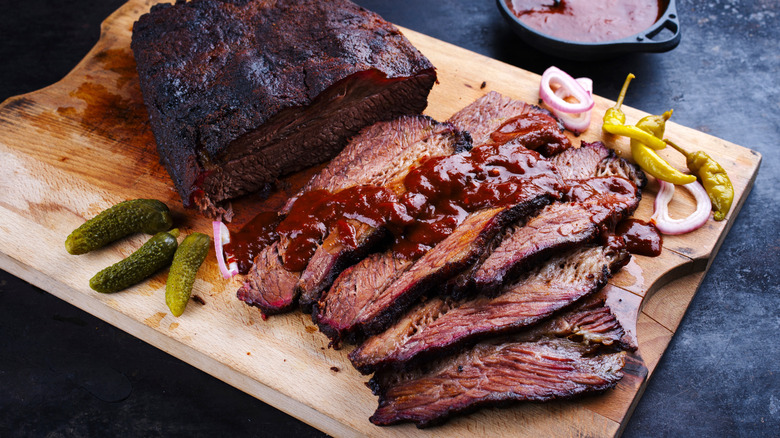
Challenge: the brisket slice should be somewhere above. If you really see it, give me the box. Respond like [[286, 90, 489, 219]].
[[236, 239, 298, 315], [469, 176, 639, 295], [295, 220, 385, 312], [550, 141, 648, 188], [521, 297, 633, 351], [447, 91, 571, 157], [132, 0, 436, 217], [316, 204, 549, 344], [314, 96, 570, 343], [369, 335, 626, 428], [449, 141, 646, 296], [281, 116, 464, 213], [350, 238, 629, 374], [237, 117, 470, 315]]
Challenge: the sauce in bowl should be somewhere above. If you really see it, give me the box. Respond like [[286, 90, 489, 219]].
[[506, 0, 664, 43]]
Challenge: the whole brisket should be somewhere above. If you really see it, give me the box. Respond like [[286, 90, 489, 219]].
[[132, 0, 436, 218], [368, 299, 629, 428]]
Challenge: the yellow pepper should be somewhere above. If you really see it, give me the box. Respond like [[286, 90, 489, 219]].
[[630, 111, 696, 185], [605, 124, 670, 151], [603, 73, 634, 127], [666, 139, 734, 220], [602, 73, 667, 151], [603, 73, 695, 185]]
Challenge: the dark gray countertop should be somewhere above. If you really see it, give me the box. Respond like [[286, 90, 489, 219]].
[[1, 0, 777, 436]]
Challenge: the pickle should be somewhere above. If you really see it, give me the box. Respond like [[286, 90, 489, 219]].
[[66, 199, 173, 255], [89, 229, 179, 293], [166, 233, 210, 317]]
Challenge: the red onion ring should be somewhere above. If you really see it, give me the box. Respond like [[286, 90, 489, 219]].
[[539, 66, 595, 114], [651, 180, 712, 235], [551, 77, 593, 134], [213, 221, 238, 279]]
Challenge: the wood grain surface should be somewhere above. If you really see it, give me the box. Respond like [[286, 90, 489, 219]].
[[0, 0, 761, 436]]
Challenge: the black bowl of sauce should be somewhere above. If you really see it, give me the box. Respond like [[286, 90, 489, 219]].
[[497, 0, 681, 60]]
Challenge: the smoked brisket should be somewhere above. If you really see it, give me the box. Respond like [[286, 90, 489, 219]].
[[469, 175, 641, 295], [448, 91, 570, 157], [550, 140, 647, 188], [368, 299, 629, 428], [236, 239, 298, 315], [449, 141, 645, 296], [350, 238, 630, 374], [350, 141, 643, 373], [314, 95, 570, 343], [237, 116, 470, 315], [316, 205, 550, 343], [132, 0, 436, 217], [315, 149, 564, 343]]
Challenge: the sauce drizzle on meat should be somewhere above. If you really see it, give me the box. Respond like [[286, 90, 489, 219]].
[[224, 212, 280, 275], [228, 111, 564, 271], [278, 187, 411, 271], [616, 218, 662, 256], [394, 141, 558, 259]]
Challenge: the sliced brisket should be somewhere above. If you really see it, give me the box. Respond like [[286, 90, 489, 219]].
[[314, 94, 571, 342], [448, 91, 571, 157], [350, 238, 630, 374], [281, 116, 464, 213], [369, 335, 627, 428], [516, 297, 632, 350], [316, 206, 544, 343], [470, 176, 640, 295], [451, 141, 645, 296], [237, 117, 470, 315], [295, 122, 472, 310], [132, 0, 436, 217], [550, 140, 647, 188], [236, 239, 299, 315], [316, 150, 564, 343]]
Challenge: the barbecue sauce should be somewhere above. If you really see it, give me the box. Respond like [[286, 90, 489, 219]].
[[277, 187, 411, 271], [226, 112, 563, 271], [506, 0, 664, 43], [394, 142, 560, 258], [616, 219, 662, 257], [490, 113, 570, 156], [224, 211, 281, 274], [490, 113, 555, 144], [565, 176, 637, 227]]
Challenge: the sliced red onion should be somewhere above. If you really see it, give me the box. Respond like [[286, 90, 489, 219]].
[[551, 78, 592, 134], [539, 66, 595, 114], [575, 77, 593, 94], [651, 180, 712, 235], [213, 221, 238, 279]]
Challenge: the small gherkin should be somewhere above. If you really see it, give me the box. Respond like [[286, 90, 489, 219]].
[[65, 199, 173, 255], [89, 229, 179, 293], [166, 233, 210, 317]]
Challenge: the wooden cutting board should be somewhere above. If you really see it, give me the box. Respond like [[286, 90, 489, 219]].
[[0, 0, 761, 436]]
